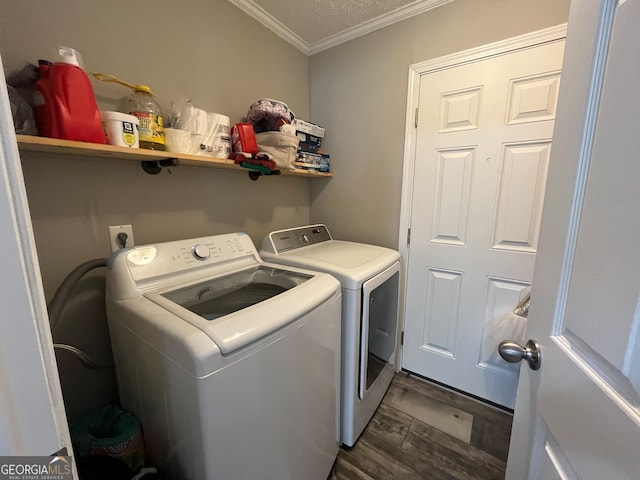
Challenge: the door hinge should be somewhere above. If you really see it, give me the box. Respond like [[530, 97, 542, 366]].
[[407, 227, 411, 246], [414, 108, 419, 128], [50, 446, 68, 457], [400, 331, 404, 346]]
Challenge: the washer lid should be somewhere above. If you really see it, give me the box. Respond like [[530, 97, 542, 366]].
[[148, 264, 340, 354], [261, 240, 400, 289], [161, 265, 310, 320]]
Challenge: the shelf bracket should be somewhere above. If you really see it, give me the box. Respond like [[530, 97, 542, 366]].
[[141, 158, 178, 175]]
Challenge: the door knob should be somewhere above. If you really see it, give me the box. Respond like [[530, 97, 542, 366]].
[[498, 339, 541, 370]]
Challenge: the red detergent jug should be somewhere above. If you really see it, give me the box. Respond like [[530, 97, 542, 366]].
[[33, 47, 106, 144]]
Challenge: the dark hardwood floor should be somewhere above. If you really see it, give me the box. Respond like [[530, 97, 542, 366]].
[[330, 372, 513, 480]]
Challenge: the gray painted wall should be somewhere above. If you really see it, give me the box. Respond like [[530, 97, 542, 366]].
[[309, 0, 571, 249], [0, 0, 571, 422], [0, 0, 310, 420]]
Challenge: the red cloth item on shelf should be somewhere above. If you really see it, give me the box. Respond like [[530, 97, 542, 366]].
[[229, 152, 277, 171]]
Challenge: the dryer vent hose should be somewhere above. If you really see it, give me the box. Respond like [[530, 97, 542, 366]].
[[48, 258, 111, 369]]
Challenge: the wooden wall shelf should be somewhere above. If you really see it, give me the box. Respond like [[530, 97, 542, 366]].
[[15, 135, 333, 179]]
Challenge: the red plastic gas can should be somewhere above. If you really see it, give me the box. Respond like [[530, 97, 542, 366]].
[[33, 56, 106, 144]]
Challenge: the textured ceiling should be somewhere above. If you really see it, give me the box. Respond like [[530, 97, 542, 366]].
[[252, 0, 419, 44], [228, 0, 454, 55]]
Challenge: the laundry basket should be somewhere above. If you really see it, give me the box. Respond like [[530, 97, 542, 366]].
[[70, 405, 145, 471], [256, 132, 299, 170]]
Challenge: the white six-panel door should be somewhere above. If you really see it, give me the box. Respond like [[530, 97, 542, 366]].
[[508, 0, 640, 477], [401, 33, 565, 408]]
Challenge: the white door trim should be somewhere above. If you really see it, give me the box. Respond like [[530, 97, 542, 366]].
[[397, 24, 568, 368], [0, 55, 73, 464]]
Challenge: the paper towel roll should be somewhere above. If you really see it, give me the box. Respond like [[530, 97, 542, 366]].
[[207, 113, 231, 158], [175, 106, 208, 136], [164, 128, 192, 154]]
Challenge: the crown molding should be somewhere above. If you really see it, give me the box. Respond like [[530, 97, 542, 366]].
[[228, 0, 312, 55], [308, 0, 455, 55], [228, 0, 455, 56]]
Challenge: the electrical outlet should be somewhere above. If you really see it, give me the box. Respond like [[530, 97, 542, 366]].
[[108, 225, 135, 253]]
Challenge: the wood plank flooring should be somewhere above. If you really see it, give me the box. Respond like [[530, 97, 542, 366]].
[[330, 372, 513, 480]]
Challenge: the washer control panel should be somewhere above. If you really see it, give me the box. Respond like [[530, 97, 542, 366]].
[[192, 244, 211, 261], [268, 224, 332, 253], [125, 232, 257, 282]]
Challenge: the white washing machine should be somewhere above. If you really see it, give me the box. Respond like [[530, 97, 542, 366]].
[[261, 225, 400, 447], [105, 232, 341, 480]]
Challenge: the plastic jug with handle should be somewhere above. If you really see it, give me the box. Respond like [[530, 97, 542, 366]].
[[33, 46, 106, 144]]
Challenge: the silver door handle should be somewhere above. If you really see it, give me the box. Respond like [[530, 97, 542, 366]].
[[498, 339, 541, 370]]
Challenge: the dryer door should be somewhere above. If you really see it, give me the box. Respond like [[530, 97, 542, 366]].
[[359, 261, 400, 399]]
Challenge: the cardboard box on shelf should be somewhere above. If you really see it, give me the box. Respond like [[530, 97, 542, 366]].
[[296, 151, 330, 172], [292, 119, 325, 137], [292, 118, 325, 153]]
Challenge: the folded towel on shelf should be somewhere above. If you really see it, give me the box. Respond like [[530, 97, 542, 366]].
[[229, 151, 279, 175], [240, 161, 273, 175]]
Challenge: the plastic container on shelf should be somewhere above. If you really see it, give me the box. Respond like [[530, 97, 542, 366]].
[[93, 73, 165, 151], [119, 86, 165, 150], [100, 111, 139, 148], [33, 46, 106, 144]]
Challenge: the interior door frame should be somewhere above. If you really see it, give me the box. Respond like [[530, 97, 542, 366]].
[[0, 55, 74, 465], [397, 24, 568, 368]]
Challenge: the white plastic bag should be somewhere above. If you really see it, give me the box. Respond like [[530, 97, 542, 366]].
[[480, 288, 531, 366], [480, 311, 527, 366]]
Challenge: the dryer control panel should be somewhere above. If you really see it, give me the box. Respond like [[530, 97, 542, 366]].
[[266, 224, 332, 253]]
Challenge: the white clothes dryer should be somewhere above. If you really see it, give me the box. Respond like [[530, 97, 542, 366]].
[[261, 225, 400, 447], [106, 232, 341, 480]]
